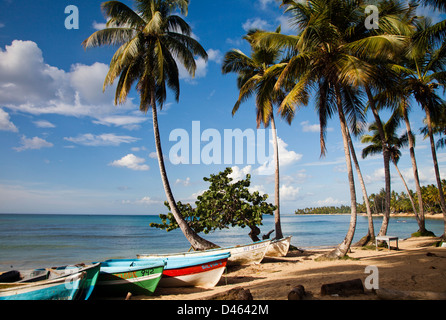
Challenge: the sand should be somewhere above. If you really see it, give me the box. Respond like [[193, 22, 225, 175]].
[[141, 237, 446, 300]]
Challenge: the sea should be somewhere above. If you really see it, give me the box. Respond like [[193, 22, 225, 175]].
[[0, 213, 444, 271]]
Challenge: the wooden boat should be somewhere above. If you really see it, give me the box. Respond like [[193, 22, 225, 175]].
[[137, 239, 271, 266], [142, 253, 230, 288], [265, 236, 292, 257], [93, 259, 165, 297], [0, 263, 100, 300], [0, 270, 85, 300], [49, 263, 101, 300]]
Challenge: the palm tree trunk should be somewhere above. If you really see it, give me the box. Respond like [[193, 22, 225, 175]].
[[150, 89, 217, 250], [270, 115, 283, 239], [393, 160, 418, 220], [402, 107, 426, 233], [325, 85, 357, 259], [425, 107, 446, 239], [346, 128, 375, 245], [365, 86, 390, 236]]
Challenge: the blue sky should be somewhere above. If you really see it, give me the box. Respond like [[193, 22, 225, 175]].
[[0, 0, 444, 215]]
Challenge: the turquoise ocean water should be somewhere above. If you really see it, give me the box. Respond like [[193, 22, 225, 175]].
[[0, 213, 444, 271]]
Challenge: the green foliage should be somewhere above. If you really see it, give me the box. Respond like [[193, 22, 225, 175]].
[[295, 205, 352, 215], [150, 168, 276, 240]]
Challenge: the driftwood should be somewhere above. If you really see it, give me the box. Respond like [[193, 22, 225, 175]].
[[288, 285, 306, 300], [205, 287, 253, 300], [376, 288, 446, 300], [320, 279, 364, 296]]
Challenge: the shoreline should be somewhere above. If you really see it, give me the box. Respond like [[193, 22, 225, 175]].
[[138, 237, 446, 300], [294, 212, 445, 220]]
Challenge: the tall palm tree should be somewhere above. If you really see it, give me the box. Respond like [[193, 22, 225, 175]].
[[221, 27, 298, 240], [82, 0, 217, 250], [361, 113, 428, 232], [404, 17, 446, 238], [359, 0, 419, 237], [375, 80, 429, 234]]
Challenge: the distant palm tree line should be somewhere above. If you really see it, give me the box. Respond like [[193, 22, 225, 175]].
[[83, 0, 446, 258], [295, 180, 446, 215]]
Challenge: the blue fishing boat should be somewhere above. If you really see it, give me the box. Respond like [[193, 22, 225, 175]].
[[0, 263, 100, 300], [49, 263, 101, 300], [0, 270, 85, 300]]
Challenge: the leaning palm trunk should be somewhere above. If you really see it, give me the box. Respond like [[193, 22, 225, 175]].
[[425, 108, 446, 238], [150, 92, 217, 250], [402, 107, 427, 233], [346, 129, 375, 245], [270, 115, 283, 239], [365, 87, 390, 236], [393, 160, 418, 219], [325, 86, 357, 259]]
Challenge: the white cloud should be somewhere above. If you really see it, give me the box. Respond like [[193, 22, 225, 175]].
[[207, 49, 223, 63], [93, 115, 147, 130], [229, 165, 252, 182], [64, 133, 139, 147], [14, 135, 53, 152], [300, 120, 320, 133], [364, 167, 385, 184], [149, 151, 158, 159], [0, 40, 137, 125], [135, 196, 160, 205], [33, 120, 55, 128], [255, 137, 302, 175], [177, 48, 221, 83], [259, 0, 276, 10], [300, 120, 333, 133], [242, 18, 270, 32], [109, 154, 150, 171], [92, 21, 107, 30], [69, 62, 116, 105], [175, 177, 191, 186], [249, 184, 266, 195], [280, 185, 300, 201], [0, 108, 18, 132], [316, 197, 345, 206]]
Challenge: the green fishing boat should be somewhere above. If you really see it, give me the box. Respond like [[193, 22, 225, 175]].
[[93, 259, 165, 297]]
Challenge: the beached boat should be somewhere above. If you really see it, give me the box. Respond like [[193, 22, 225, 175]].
[[0, 263, 100, 300], [146, 253, 229, 288], [137, 239, 271, 266], [49, 263, 101, 300], [265, 236, 292, 257], [0, 270, 85, 300], [93, 259, 165, 297]]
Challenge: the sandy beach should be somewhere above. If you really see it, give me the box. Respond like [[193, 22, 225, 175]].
[[141, 237, 446, 300]]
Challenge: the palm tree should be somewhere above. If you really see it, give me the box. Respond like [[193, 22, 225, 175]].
[[404, 17, 446, 238], [361, 112, 431, 233], [82, 0, 217, 250], [221, 27, 297, 240], [359, 0, 420, 237]]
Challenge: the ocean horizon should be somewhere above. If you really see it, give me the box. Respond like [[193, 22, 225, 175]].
[[0, 213, 444, 271]]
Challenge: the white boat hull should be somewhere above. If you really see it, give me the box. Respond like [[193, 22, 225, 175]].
[[138, 240, 272, 266], [265, 236, 292, 257], [160, 265, 226, 288]]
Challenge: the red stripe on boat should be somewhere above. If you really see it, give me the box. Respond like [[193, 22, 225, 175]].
[[163, 258, 227, 277]]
